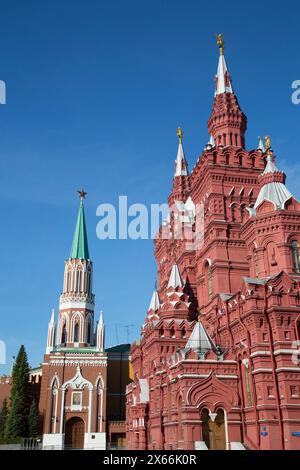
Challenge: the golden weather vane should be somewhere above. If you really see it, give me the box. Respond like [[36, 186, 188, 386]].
[[216, 33, 224, 55], [177, 127, 184, 143], [265, 135, 271, 151]]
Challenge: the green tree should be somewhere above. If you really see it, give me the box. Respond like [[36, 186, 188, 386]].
[[5, 345, 30, 439], [0, 398, 8, 438], [28, 400, 38, 438]]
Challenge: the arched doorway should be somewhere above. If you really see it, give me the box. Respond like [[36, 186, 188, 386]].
[[200, 409, 210, 448], [201, 408, 226, 450], [65, 417, 85, 449]]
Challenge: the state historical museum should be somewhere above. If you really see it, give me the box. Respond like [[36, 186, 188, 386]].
[[126, 37, 300, 450]]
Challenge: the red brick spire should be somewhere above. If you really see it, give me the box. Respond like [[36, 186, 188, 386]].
[[208, 35, 247, 149]]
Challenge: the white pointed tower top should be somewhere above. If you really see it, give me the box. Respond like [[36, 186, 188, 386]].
[[251, 142, 296, 213], [186, 320, 216, 352], [174, 127, 188, 177], [167, 264, 183, 288], [148, 290, 160, 311], [50, 308, 55, 323], [257, 136, 265, 152], [262, 154, 281, 175], [215, 34, 233, 95], [209, 135, 215, 146], [99, 311, 104, 324]]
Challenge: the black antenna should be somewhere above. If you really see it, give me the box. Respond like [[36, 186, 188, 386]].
[[114, 324, 119, 344], [123, 324, 135, 344]]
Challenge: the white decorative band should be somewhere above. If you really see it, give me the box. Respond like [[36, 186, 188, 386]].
[[59, 301, 94, 311], [50, 360, 107, 367]]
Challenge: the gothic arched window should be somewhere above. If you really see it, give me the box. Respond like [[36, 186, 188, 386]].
[[291, 240, 300, 273], [74, 322, 79, 343], [67, 271, 71, 292], [205, 261, 213, 302], [87, 321, 91, 344], [253, 247, 259, 278], [61, 323, 67, 345], [86, 268, 91, 294], [76, 269, 82, 292]]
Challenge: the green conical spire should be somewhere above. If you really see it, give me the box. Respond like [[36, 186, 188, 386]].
[[70, 190, 90, 260]]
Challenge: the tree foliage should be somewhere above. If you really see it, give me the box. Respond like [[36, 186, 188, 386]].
[[5, 345, 31, 438]]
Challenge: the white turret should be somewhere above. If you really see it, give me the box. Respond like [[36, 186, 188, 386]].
[[174, 127, 188, 177], [96, 311, 105, 352], [215, 35, 233, 96], [46, 309, 56, 354], [167, 264, 183, 289], [148, 290, 160, 312]]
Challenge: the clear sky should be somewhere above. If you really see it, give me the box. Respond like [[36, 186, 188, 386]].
[[0, 0, 299, 372]]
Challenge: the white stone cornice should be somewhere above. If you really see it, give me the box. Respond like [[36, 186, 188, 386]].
[[250, 350, 271, 358], [59, 301, 94, 311], [49, 359, 107, 367], [251, 368, 273, 374]]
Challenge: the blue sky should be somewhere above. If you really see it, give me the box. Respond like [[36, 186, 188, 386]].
[[0, 0, 299, 372]]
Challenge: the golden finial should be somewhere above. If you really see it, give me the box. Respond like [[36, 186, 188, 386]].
[[77, 188, 87, 200], [265, 135, 271, 153], [216, 33, 224, 55], [177, 127, 184, 143]]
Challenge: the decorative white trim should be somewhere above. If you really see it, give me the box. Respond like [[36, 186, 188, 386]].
[[50, 359, 107, 367], [252, 368, 273, 374], [273, 349, 298, 355], [62, 366, 93, 391], [59, 301, 94, 310], [250, 351, 271, 358], [276, 367, 300, 373]]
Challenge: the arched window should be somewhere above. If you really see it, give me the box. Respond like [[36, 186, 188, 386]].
[[240, 204, 246, 223], [253, 248, 259, 278], [182, 328, 186, 339], [200, 408, 210, 449], [74, 322, 79, 343], [296, 319, 300, 341], [178, 396, 183, 441], [76, 269, 82, 292], [67, 271, 71, 292], [170, 327, 175, 338], [61, 323, 67, 345], [242, 358, 253, 407], [86, 268, 92, 294], [87, 320, 92, 344], [291, 241, 300, 273], [230, 203, 237, 222], [205, 261, 213, 302]]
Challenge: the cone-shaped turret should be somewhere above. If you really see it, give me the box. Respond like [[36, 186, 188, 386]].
[[215, 46, 233, 95], [167, 264, 183, 289], [170, 128, 190, 204], [46, 308, 56, 354], [249, 143, 296, 215], [174, 128, 188, 177], [208, 35, 247, 149], [257, 136, 265, 152], [96, 311, 105, 351], [148, 290, 160, 312], [70, 190, 90, 260], [186, 320, 216, 353]]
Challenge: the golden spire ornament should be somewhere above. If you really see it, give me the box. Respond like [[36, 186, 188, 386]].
[[265, 135, 271, 153], [217, 33, 224, 55], [177, 127, 184, 143]]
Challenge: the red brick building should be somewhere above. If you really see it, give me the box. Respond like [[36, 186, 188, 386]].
[[126, 37, 300, 450]]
